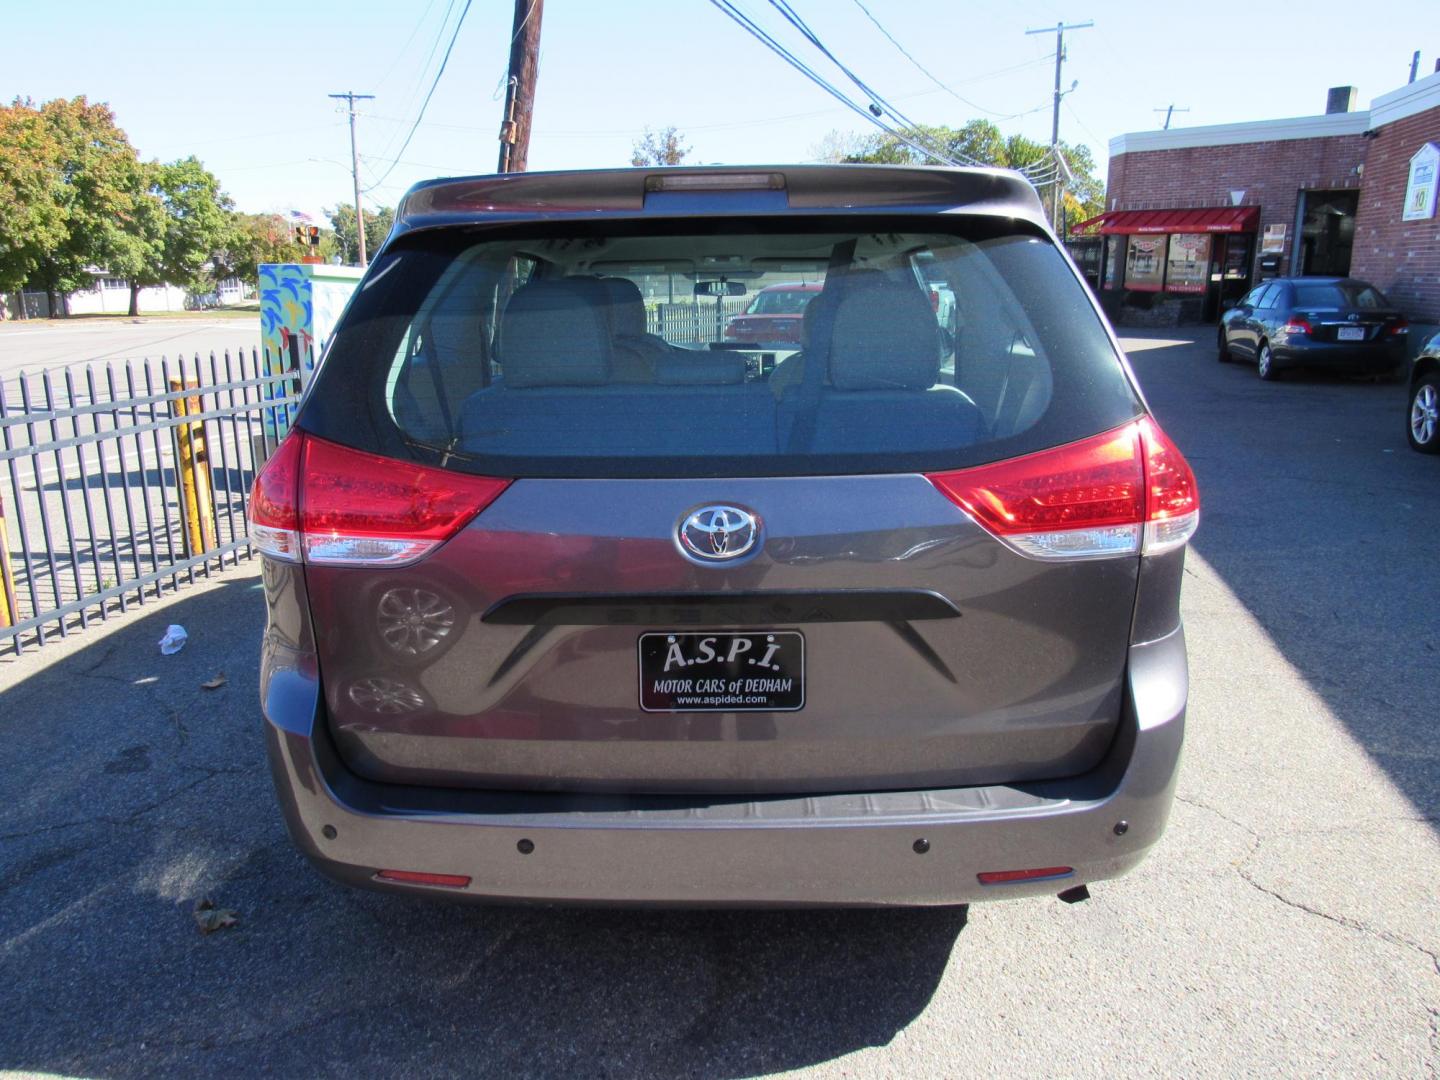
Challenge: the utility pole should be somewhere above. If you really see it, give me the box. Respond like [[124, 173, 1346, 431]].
[[497, 0, 544, 173], [1025, 20, 1092, 233], [329, 91, 375, 266], [1154, 105, 1190, 130]]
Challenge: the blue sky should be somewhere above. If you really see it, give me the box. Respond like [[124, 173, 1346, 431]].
[[1, 0, 1430, 218]]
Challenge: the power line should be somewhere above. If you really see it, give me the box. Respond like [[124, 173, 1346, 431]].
[[765, 0, 982, 164], [704, 0, 967, 167], [373, 0, 442, 91], [848, 0, 1049, 121], [372, 0, 460, 165], [363, 0, 474, 193]]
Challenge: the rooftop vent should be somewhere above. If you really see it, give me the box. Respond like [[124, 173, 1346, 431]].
[[1326, 86, 1358, 114]]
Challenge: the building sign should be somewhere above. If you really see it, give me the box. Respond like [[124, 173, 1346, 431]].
[[1403, 142, 1439, 221], [1124, 235, 1167, 292], [1261, 224, 1287, 254], [1165, 234, 1211, 293]]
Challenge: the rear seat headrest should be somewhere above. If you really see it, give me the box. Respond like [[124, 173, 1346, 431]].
[[653, 352, 747, 385], [824, 272, 940, 391], [599, 277, 648, 338], [500, 280, 612, 387]]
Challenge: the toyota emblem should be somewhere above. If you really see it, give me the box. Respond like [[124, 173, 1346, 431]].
[[678, 505, 760, 562]]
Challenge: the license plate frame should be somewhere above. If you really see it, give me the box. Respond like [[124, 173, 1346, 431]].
[[638, 631, 805, 713], [1337, 326, 1366, 341]]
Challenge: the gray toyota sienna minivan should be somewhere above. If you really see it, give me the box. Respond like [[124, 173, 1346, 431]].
[[254, 165, 1198, 906]]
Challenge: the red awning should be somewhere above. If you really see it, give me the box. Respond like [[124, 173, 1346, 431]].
[[1073, 207, 1260, 235]]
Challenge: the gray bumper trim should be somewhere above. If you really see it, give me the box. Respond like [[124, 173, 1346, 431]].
[[263, 627, 1186, 906]]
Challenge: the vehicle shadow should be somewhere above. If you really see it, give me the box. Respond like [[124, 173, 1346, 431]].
[[0, 577, 965, 1078]]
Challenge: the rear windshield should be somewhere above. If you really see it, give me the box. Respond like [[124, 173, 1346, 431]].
[[748, 288, 816, 315], [301, 219, 1141, 478], [1293, 282, 1389, 309]]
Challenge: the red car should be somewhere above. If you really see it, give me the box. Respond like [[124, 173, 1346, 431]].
[[723, 282, 821, 345]]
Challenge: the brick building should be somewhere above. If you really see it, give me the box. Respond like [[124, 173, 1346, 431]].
[[1075, 71, 1440, 326]]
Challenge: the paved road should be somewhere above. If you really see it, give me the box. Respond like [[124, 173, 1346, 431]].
[[1, 330, 1436, 1078], [0, 317, 261, 383]]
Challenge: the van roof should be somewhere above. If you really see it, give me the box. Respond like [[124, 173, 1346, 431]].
[[392, 164, 1047, 238]]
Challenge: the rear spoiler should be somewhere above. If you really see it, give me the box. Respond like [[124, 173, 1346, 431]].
[[392, 164, 1048, 236]]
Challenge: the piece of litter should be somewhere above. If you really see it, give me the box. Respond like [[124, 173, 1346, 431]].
[[201, 672, 227, 690], [158, 624, 188, 655], [193, 898, 239, 934]]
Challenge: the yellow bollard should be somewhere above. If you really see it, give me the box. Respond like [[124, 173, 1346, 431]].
[[0, 488, 16, 629], [170, 379, 218, 557]]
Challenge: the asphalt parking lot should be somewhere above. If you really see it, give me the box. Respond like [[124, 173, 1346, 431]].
[[1, 329, 1436, 1078], [0, 317, 261, 383]]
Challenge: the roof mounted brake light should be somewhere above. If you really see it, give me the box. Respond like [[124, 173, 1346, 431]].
[[644, 172, 786, 192]]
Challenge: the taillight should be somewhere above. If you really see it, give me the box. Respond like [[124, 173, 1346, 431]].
[[1388, 317, 1409, 337], [248, 432, 303, 561], [1281, 318, 1312, 335], [926, 418, 1199, 560], [249, 431, 510, 567]]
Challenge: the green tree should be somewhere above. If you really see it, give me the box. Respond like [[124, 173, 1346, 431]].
[[149, 158, 235, 308], [629, 127, 690, 167], [105, 160, 167, 316], [98, 156, 236, 315], [35, 97, 147, 315], [835, 120, 1105, 223], [0, 96, 145, 316], [0, 101, 68, 315], [327, 203, 393, 265], [212, 212, 295, 286]]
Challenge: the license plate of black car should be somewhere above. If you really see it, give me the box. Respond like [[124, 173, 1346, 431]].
[[638, 631, 805, 712], [1338, 326, 1366, 341]]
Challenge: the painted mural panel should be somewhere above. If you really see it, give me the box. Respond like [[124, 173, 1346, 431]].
[[258, 264, 363, 437]]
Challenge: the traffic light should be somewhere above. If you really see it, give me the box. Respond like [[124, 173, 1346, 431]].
[[293, 225, 320, 247]]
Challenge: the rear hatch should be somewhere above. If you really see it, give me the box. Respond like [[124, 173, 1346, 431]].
[[274, 198, 1182, 795]]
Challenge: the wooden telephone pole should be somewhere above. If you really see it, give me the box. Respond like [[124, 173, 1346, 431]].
[[329, 91, 375, 266], [497, 0, 544, 173], [1025, 20, 1091, 232]]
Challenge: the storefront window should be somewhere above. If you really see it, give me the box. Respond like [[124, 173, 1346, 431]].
[[1165, 233, 1211, 293], [1124, 235, 1167, 291]]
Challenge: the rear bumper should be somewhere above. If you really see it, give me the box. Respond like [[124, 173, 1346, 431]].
[[1273, 338, 1405, 371], [262, 628, 1187, 907]]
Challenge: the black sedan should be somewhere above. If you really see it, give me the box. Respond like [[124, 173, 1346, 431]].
[[1218, 277, 1408, 381], [1408, 328, 1439, 454]]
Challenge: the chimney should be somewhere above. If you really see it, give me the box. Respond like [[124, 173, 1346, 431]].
[[1326, 86, 1358, 114]]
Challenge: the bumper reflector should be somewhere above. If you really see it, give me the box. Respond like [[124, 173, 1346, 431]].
[[977, 866, 1075, 885], [375, 869, 472, 889]]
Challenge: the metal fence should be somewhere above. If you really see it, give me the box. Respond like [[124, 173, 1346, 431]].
[[0, 349, 301, 654], [648, 298, 750, 344]]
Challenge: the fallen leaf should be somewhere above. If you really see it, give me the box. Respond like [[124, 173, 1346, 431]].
[[200, 672, 227, 690], [193, 897, 239, 934]]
